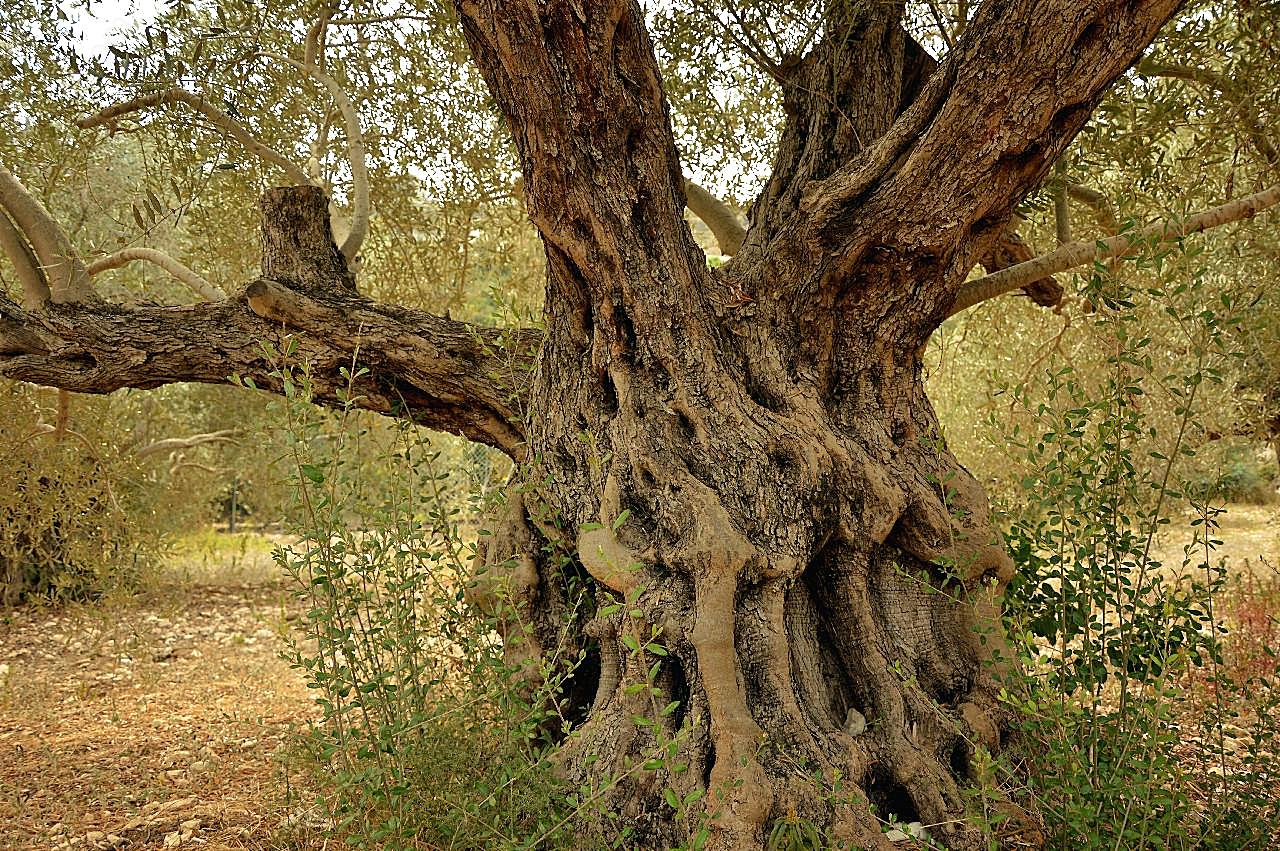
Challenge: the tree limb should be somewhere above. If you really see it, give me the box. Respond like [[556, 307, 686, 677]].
[[86, 248, 226, 302], [951, 181, 1280, 315], [0, 208, 51, 309], [0, 285, 536, 457], [794, 0, 1181, 321], [258, 52, 370, 265], [976, 229, 1062, 309], [1052, 164, 1072, 246], [684, 180, 745, 256], [303, 5, 334, 71], [1, 186, 538, 457], [1066, 182, 1119, 233], [135, 429, 238, 459], [454, 0, 702, 307], [76, 89, 311, 185], [0, 164, 93, 303]]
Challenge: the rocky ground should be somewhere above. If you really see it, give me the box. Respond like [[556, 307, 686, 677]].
[[0, 535, 324, 851]]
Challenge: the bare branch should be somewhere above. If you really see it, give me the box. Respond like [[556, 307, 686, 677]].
[[923, 0, 955, 49], [135, 429, 238, 460], [21, 420, 95, 453], [977, 229, 1062, 309], [87, 248, 226, 302], [0, 208, 51, 308], [303, 5, 334, 71], [952, 182, 1280, 315], [0, 283, 536, 457], [259, 52, 370, 265], [1052, 164, 1072, 246], [77, 89, 311, 185], [0, 164, 93, 303], [684, 180, 745, 256], [52, 388, 69, 443]]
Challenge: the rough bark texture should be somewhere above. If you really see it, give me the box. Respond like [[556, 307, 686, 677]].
[[456, 0, 1181, 848], [0, 188, 534, 457], [1, 0, 1188, 848]]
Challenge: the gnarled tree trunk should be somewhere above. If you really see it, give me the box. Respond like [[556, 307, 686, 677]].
[[457, 1, 1178, 847]]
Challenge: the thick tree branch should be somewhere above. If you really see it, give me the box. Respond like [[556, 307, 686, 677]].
[[86, 248, 226, 301], [793, 0, 1181, 322], [684, 180, 745, 256], [1, 186, 537, 457], [258, 52, 370, 265], [454, 0, 703, 307], [743, 4, 909, 254], [0, 285, 536, 457], [951, 181, 1280, 314], [0, 208, 51, 308], [0, 164, 93, 303], [76, 89, 311, 185]]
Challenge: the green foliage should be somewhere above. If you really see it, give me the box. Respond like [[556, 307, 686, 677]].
[[990, 264, 1280, 849], [0, 384, 167, 604], [265, 352, 579, 849], [1186, 446, 1276, 505]]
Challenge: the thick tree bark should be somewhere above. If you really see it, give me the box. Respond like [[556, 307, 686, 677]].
[[457, 1, 1181, 848], [0, 187, 534, 457]]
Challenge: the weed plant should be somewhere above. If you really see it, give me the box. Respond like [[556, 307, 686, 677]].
[[993, 266, 1280, 849], [251, 344, 577, 849]]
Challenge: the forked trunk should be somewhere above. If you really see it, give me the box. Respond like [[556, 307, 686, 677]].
[[454, 2, 1178, 842]]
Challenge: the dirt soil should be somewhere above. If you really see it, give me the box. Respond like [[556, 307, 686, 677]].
[[0, 535, 325, 851]]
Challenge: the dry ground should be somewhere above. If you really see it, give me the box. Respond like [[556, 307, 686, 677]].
[[0, 532, 326, 851], [2, 506, 1280, 851]]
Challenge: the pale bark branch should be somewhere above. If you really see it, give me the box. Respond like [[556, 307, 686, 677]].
[[135, 429, 238, 459], [1066, 182, 1118, 233], [684, 180, 745, 256], [21, 420, 95, 453], [951, 182, 1280, 315], [86, 248, 226, 302], [53, 388, 70, 443], [0, 164, 93, 303], [303, 6, 334, 71], [258, 52, 370, 264], [1052, 164, 1072, 245], [76, 89, 311, 185], [977, 228, 1062, 308], [0, 208, 51, 309]]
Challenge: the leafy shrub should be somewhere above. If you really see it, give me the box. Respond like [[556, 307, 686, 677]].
[[1186, 446, 1276, 505], [264, 353, 578, 849], [992, 270, 1280, 848], [0, 385, 165, 605]]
